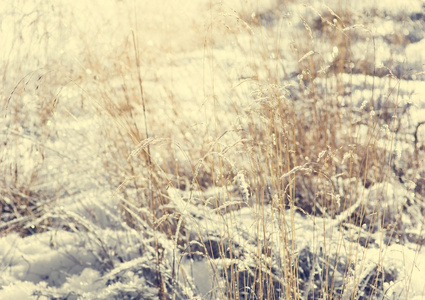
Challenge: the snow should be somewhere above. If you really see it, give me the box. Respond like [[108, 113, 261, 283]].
[[406, 38, 425, 70], [1, 0, 425, 299]]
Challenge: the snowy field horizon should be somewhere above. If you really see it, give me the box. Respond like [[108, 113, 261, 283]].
[[1, 0, 425, 299]]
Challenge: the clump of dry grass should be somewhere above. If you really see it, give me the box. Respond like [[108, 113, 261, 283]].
[[80, 2, 424, 299], [1, 69, 58, 237]]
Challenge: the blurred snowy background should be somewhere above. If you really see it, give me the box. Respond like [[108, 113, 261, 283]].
[[1, 0, 425, 299]]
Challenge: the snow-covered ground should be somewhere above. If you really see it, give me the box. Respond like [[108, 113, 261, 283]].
[[1, 0, 425, 299]]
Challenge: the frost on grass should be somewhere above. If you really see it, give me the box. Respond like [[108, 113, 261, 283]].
[[1, 0, 425, 299]]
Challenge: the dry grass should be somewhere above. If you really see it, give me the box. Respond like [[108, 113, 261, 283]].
[[1, 0, 424, 299]]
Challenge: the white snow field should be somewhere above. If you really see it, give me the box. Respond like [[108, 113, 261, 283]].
[[1, 0, 425, 299]]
